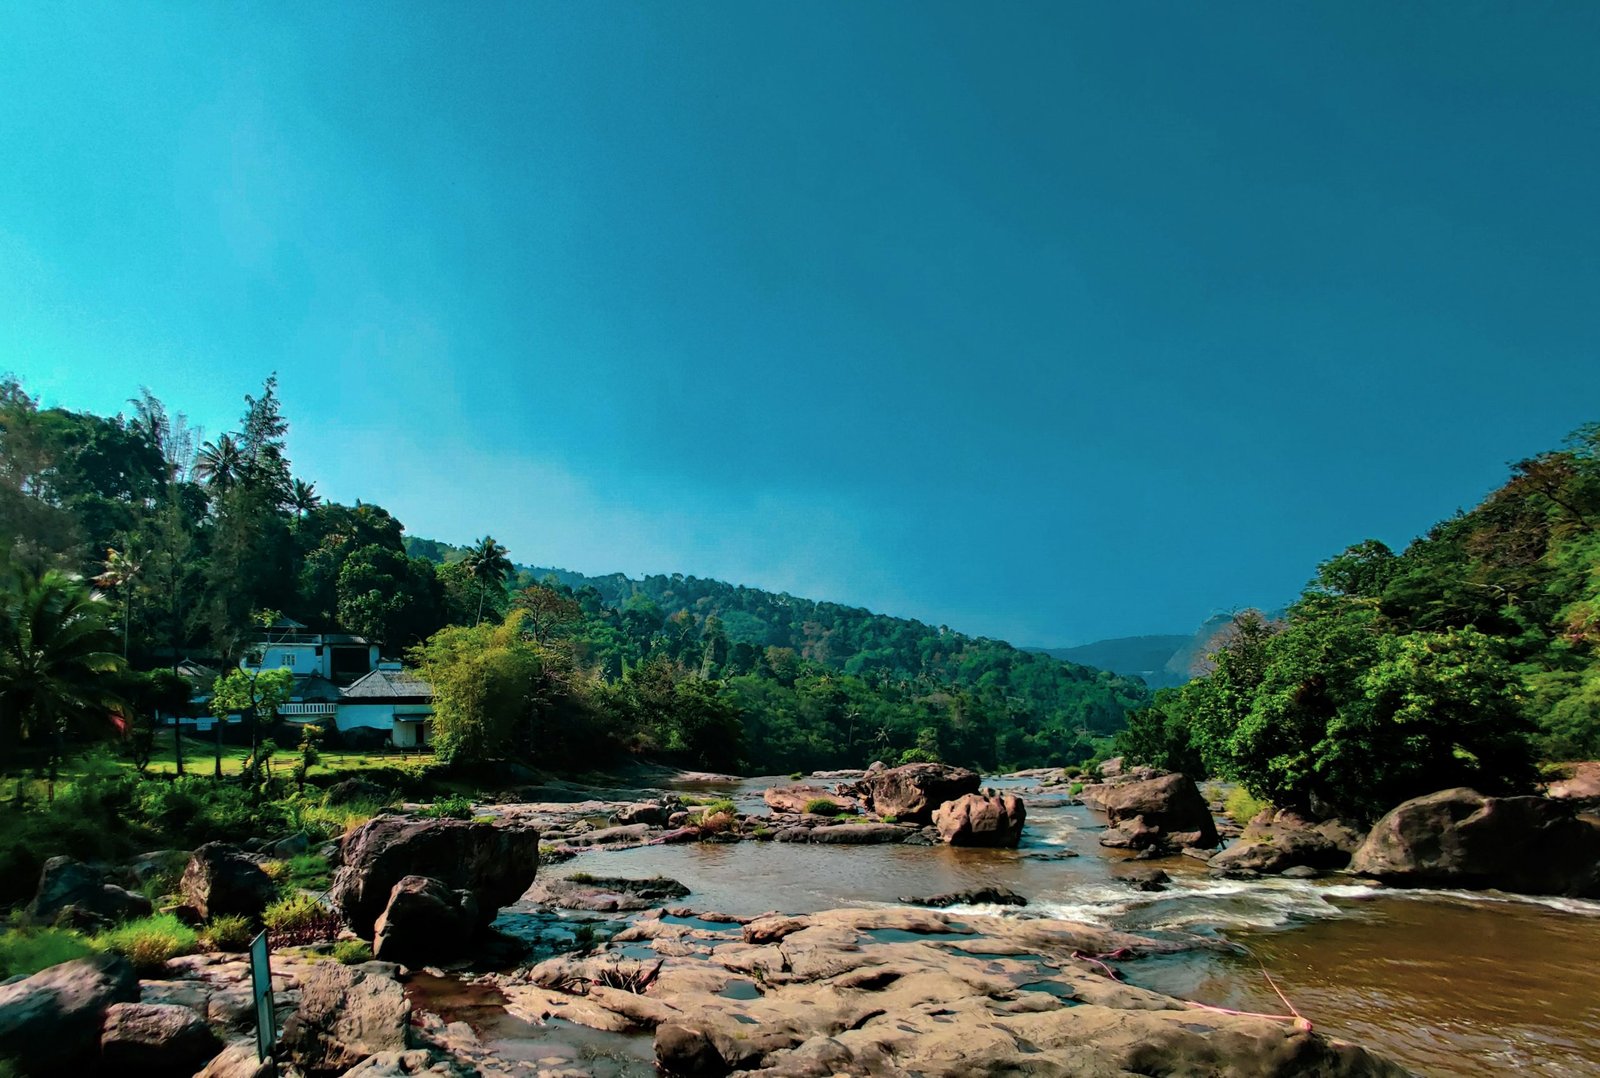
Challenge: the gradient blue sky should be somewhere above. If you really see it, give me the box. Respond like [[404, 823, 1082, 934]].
[[5, 4, 1599, 646]]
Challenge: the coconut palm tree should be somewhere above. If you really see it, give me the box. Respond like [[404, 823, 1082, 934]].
[[0, 567, 126, 800], [194, 434, 243, 493], [464, 535, 512, 624], [92, 545, 142, 658], [288, 478, 321, 517]]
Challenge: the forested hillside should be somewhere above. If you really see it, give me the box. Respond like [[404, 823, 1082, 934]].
[[1119, 424, 1600, 819], [0, 374, 1146, 778]]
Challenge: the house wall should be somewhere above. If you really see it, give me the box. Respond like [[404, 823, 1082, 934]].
[[253, 642, 328, 677]]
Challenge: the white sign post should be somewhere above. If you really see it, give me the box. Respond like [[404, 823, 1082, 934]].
[[249, 930, 277, 1062]]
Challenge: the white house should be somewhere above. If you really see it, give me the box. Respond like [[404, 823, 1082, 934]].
[[248, 618, 380, 681], [336, 664, 435, 748]]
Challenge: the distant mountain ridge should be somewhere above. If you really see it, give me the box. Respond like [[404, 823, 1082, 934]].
[[1036, 612, 1281, 690]]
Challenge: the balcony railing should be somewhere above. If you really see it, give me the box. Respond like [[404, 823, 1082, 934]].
[[278, 703, 337, 716]]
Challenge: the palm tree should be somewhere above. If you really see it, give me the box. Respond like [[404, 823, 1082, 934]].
[[289, 478, 321, 517], [0, 567, 126, 800], [92, 545, 142, 658], [464, 535, 512, 624], [194, 434, 243, 493]]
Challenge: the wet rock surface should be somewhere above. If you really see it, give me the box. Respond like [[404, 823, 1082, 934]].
[[933, 790, 1026, 847], [1210, 809, 1363, 876], [1089, 772, 1220, 850], [526, 874, 691, 912], [490, 906, 1406, 1077]]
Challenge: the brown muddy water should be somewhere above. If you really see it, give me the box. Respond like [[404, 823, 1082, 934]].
[[471, 776, 1600, 1076]]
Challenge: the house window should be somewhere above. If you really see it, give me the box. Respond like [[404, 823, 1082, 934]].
[[281, 655, 295, 668]]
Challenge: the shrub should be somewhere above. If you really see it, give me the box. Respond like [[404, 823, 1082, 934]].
[[896, 747, 939, 766], [332, 940, 372, 964], [699, 798, 736, 818], [98, 914, 198, 975], [803, 798, 841, 816], [1225, 787, 1271, 824], [1068, 781, 1085, 796], [261, 860, 291, 883], [200, 914, 254, 953], [788, 771, 806, 780], [0, 927, 99, 979], [264, 894, 345, 945], [416, 795, 473, 820]]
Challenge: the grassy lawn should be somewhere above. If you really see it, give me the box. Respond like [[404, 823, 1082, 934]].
[[133, 735, 433, 778]]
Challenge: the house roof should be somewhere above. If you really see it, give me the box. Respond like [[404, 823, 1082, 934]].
[[292, 674, 344, 702], [341, 668, 434, 701]]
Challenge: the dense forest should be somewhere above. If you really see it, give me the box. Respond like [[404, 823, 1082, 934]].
[[1118, 424, 1600, 819], [0, 374, 1146, 778]]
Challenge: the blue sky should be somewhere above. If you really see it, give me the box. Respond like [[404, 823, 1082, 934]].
[[5, 4, 1599, 646]]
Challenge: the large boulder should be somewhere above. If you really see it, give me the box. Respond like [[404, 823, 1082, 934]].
[[280, 961, 410, 1074], [1092, 772, 1218, 849], [0, 953, 140, 1072], [611, 801, 672, 826], [101, 1001, 222, 1076], [1209, 808, 1363, 876], [372, 875, 478, 965], [932, 791, 1026, 847], [180, 843, 277, 921], [330, 816, 540, 937], [848, 763, 981, 824], [762, 785, 855, 815], [28, 855, 152, 925], [1350, 787, 1600, 896]]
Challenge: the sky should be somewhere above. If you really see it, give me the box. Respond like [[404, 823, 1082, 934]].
[[4, 4, 1600, 647]]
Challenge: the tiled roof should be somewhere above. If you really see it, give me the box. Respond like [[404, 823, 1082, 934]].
[[341, 668, 434, 700], [292, 674, 344, 702]]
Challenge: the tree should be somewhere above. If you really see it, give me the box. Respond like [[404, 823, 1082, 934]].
[[93, 544, 142, 657], [195, 434, 243, 493], [0, 565, 126, 798], [289, 479, 321, 517], [464, 535, 512, 624], [411, 612, 545, 762], [513, 584, 582, 643], [210, 666, 293, 781]]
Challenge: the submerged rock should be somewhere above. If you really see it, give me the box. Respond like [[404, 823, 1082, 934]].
[[902, 886, 1028, 908], [526, 874, 691, 912], [1350, 787, 1600, 897]]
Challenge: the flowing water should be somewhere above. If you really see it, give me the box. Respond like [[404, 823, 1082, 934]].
[[479, 775, 1600, 1076]]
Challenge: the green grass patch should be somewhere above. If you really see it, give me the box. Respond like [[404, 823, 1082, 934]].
[[332, 939, 373, 964], [1068, 781, 1085, 796], [97, 914, 199, 975], [0, 926, 100, 979], [416, 794, 473, 820], [199, 914, 254, 953], [803, 798, 841, 816], [1225, 787, 1272, 824]]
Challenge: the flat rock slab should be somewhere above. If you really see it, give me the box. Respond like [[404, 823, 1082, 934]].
[[527, 874, 691, 911], [493, 906, 1405, 1077]]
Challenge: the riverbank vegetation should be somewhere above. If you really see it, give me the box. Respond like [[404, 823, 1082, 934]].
[[0, 372, 1142, 796], [1118, 425, 1600, 818]]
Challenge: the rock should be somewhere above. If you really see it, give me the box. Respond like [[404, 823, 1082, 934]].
[[1350, 787, 1600, 897], [325, 777, 390, 805], [581, 823, 655, 846], [28, 856, 152, 925], [933, 791, 1026, 847], [655, 1023, 730, 1076], [902, 886, 1027, 908], [1113, 866, 1170, 892], [1210, 808, 1363, 876], [195, 1041, 277, 1078], [611, 801, 671, 826], [1547, 761, 1600, 807], [269, 832, 311, 858], [803, 823, 909, 844], [761, 785, 856, 815], [101, 1001, 222, 1076], [1098, 815, 1163, 850], [525, 874, 690, 912], [846, 762, 981, 824], [504, 906, 1405, 1077], [341, 1048, 474, 1076], [180, 843, 277, 921], [1092, 772, 1219, 848], [0, 953, 140, 1072], [280, 961, 409, 1074], [1098, 756, 1124, 779], [372, 876, 477, 965], [1282, 865, 1320, 879], [330, 816, 540, 937]]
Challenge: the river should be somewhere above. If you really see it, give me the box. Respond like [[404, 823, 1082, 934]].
[[477, 775, 1600, 1076]]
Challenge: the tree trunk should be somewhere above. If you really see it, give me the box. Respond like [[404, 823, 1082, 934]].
[[214, 718, 223, 779], [174, 716, 184, 776]]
